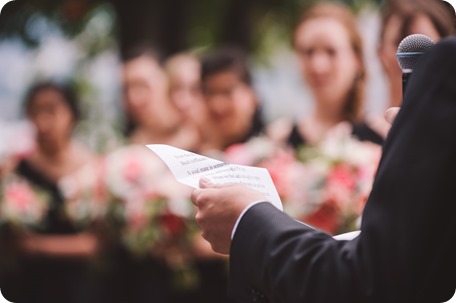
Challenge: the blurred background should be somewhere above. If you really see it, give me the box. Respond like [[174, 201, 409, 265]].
[[0, 0, 387, 153], [2, 1, 455, 303]]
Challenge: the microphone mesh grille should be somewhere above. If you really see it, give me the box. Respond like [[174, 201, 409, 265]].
[[396, 34, 434, 71]]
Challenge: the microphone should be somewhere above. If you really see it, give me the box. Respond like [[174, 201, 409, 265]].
[[396, 34, 434, 96]]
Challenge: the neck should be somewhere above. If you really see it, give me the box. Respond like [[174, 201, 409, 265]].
[[37, 138, 72, 162], [313, 101, 345, 126], [129, 125, 178, 145]]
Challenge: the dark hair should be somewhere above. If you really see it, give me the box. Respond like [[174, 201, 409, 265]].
[[440, 1, 456, 30], [380, 0, 455, 48], [201, 46, 252, 86], [24, 81, 80, 122]]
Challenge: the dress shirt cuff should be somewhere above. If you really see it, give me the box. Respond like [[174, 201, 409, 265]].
[[231, 200, 269, 240]]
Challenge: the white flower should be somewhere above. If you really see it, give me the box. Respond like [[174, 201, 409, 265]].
[[104, 144, 168, 200]]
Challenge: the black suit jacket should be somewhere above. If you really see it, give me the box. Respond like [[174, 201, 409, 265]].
[[228, 37, 456, 303]]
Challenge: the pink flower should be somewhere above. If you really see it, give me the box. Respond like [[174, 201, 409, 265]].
[[123, 157, 143, 184], [259, 149, 296, 198], [327, 164, 356, 192], [5, 181, 37, 212], [1, 176, 49, 227], [224, 143, 256, 166]]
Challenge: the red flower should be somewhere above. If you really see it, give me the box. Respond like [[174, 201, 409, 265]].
[[303, 199, 339, 234], [160, 213, 186, 237], [327, 164, 356, 191], [61, 0, 89, 21]]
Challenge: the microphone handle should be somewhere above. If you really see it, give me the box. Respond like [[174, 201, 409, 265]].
[[402, 72, 411, 98]]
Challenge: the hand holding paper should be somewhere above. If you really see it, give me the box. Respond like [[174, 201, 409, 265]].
[[146, 144, 283, 211], [147, 144, 283, 254]]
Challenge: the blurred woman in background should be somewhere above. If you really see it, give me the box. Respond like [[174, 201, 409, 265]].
[[280, 2, 383, 148], [110, 45, 228, 303], [371, 0, 455, 138], [121, 46, 197, 151], [263, 2, 384, 235], [1, 81, 100, 303], [199, 46, 266, 153], [164, 51, 209, 152], [105, 46, 181, 303]]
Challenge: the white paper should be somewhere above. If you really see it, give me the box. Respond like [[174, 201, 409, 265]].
[[146, 144, 283, 211]]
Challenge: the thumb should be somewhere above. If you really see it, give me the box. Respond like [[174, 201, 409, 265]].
[[384, 107, 400, 125], [199, 177, 218, 189]]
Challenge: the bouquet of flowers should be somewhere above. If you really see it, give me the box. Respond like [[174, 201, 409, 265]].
[[103, 144, 201, 290], [0, 174, 51, 231], [284, 123, 382, 234], [58, 159, 109, 228], [102, 144, 195, 258], [57, 144, 200, 289], [223, 136, 296, 199], [223, 125, 381, 235]]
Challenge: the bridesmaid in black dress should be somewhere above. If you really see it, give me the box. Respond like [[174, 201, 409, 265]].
[[1, 81, 101, 303], [263, 3, 384, 237], [268, 3, 384, 149]]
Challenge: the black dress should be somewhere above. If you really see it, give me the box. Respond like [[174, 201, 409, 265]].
[[287, 121, 384, 149], [1, 160, 99, 303]]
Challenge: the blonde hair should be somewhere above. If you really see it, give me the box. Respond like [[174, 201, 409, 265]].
[[293, 2, 366, 122]]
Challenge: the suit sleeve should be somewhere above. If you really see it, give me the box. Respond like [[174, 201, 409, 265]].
[[228, 37, 456, 303]]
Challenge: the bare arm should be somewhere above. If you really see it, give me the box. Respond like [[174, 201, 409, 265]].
[[19, 232, 99, 258]]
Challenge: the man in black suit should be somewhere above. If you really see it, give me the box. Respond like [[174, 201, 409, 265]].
[[191, 36, 456, 303]]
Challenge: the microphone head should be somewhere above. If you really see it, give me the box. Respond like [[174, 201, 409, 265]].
[[396, 34, 434, 72]]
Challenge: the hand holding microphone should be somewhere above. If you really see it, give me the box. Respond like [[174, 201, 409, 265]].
[[381, 34, 435, 134]]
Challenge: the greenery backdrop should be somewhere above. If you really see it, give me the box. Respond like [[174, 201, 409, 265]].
[[1, 0, 383, 57]]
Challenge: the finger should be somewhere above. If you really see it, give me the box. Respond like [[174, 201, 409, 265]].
[[191, 188, 202, 206], [199, 177, 218, 189], [384, 107, 400, 125], [195, 209, 203, 226]]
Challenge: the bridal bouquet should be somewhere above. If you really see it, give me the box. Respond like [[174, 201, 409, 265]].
[[0, 174, 51, 230]]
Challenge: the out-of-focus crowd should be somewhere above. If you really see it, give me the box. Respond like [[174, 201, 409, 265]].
[[0, 0, 455, 302]]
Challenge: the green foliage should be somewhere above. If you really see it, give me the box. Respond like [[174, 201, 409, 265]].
[[1, 0, 382, 57], [0, 0, 112, 51]]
